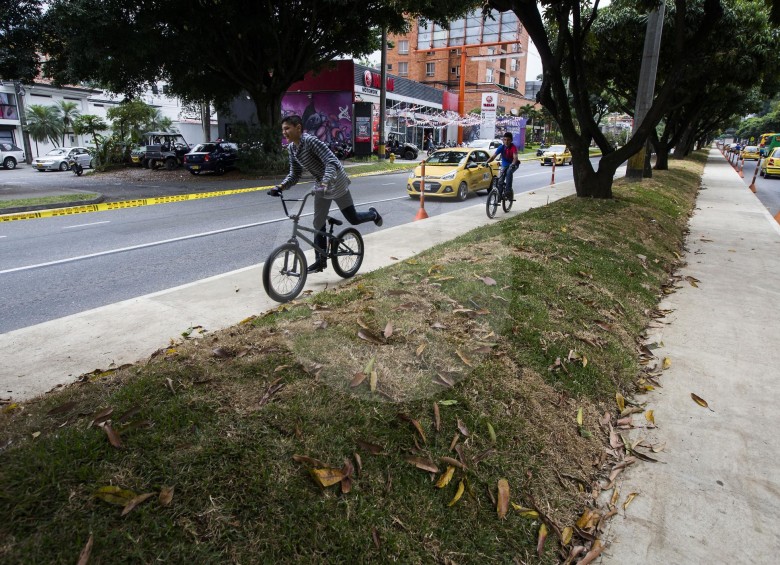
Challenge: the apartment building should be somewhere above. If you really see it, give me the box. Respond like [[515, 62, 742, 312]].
[[387, 10, 534, 117]]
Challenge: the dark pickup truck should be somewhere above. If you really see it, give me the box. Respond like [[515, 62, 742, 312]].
[[143, 132, 191, 170]]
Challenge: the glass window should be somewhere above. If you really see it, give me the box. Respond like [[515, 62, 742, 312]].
[[511, 59, 518, 72], [465, 12, 482, 44], [387, 63, 392, 71], [433, 24, 447, 48], [426, 62, 435, 76], [398, 40, 409, 55], [417, 19, 431, 49], [483, 10, 500, 42], [399, 62, 408, 76], [486, 68, 494, 83], [449, 18, 465, 46], [500, 12, 519, 42]]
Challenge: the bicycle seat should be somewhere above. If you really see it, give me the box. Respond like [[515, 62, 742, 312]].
[[326, 217, 343, 226]]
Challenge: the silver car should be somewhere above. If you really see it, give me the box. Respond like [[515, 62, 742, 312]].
[[0, 142, 26, 170], [34, 147, 93, 172]]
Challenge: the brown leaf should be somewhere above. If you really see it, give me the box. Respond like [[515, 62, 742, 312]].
[[76, 534, 93, 565], [561, 526, 573, 546], [473, 448, 496, 465], [211, 347, 233, 358], [449, 433, 460, 451], [578, 540, 604, 565], [354, 452, 362, 475], [356, 317, 370, 329], [457, 419, 470, 437], [384, 322, 394, 339], [358, 329, 384, 345], [121, 492, 155, 517], [482, 276, 497, 286], [159, 486, 174, 506], [623, 492, 639, 510], [537, 523, 548, 556], [310, 468, 345, 488], [497, 479, 510, 519], [404, 456, 438, 473], [293, 454, 330, 467], [341, 476, 353, 494], [371, 526, 381, 549], [431, 322, 447, 330], [101, 423, 123, 449], [691, 393, 714, 411], [116, 405, 142, 424], [350, 372, 367, 387], [455, 349, 473, 367], [398, 413, 427, 443], [355, 440, 384, 455], [47, 400, 77, 416], [433, 403, 440, 432], [434, 372, 454, 387], [416, 343, 427, 357], [440, 456, 467, 470], [615, 393, 625, 412], [90, 407, 113, 427]]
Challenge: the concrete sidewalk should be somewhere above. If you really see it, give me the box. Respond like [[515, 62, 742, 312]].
[[1, 179, 577, 401], [601, 150, 780, 563]]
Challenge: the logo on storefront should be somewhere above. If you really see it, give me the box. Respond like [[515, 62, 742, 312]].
[[364, 70, 373, 88]]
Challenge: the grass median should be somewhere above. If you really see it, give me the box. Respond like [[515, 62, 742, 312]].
[[0, 153, 705, 563]]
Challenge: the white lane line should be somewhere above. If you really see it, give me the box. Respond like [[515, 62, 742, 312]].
[[63, 221, 111, 229], [0, 195, 410, 275], [381, 183, 395, 186], [0, 235, 6, 239]]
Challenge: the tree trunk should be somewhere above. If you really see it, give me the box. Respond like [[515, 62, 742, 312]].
[[571, 148, 618, 198], [252, 89, 283, 153], [653, 139, 670, 170], [673, 125, 694, 159]]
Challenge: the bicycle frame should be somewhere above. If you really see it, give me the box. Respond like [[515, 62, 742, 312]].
[[277, 190, 335, 256]]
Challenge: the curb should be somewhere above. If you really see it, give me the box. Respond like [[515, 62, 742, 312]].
[[0, 194, 106, 215]]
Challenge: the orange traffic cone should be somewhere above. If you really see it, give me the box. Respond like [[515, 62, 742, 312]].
[[738, 157, 744, 178], [749, 158, 761, 193], [415, 160, 429, 221], [550, 157, 556, 185], [775, 210, 780, 224]]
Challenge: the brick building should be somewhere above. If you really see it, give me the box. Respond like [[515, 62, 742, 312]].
[[386, 10, 535, 117]]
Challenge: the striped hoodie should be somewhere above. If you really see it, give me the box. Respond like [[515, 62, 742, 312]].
[[279, 133, 350, 199]]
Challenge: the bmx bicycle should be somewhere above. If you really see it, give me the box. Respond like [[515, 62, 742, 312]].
[[485, 166, 515, 218], [262, 189, 365, 303]]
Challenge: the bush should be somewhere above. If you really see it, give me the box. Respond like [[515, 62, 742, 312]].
[[227, 121, 288, 174]]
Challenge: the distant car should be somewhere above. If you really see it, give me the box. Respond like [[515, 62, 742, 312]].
[[34, 147, 93, 171], [535, 144, 550, 157], [383, 140, 419, 160], [0, 142, 25, 170], [740, 145, 760, 160], [760, 147, 780, 179], [407, 147, 499, 201], [467, 139, 503, 151], [540, 145, 572, 166], [183, 141, 239, 175]]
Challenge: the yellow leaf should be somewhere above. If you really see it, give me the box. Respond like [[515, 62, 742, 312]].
[[448, 480, 465, 507], [94, 486, 137, 506], [3, 403, 20, 414], [364, 355, 376, 374], [623, 492, 639, 510], [159, 486, 174, 506], [416, 343, 427, 357], [537, 523, 548, 556], [436, 466, 455, 488], [576, 407, 583, 426], [582, 355, 588, 367], [616, 393, 625, 412], [31, 431, 41, 439], [561, 526, 573, 545], [369, 370, 377, 393], [121, 492, 155, 517], [645, 410, 655, 424], [610, 488, 620, 507], [662, 357, 671, 370], [310, 468, 345, 488], [691, 393, 713, 410], [497, 479, 510, 519]]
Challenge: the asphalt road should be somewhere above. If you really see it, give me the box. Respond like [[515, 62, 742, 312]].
[[1, 161, 581, 333], [735, 158, 780, 217]]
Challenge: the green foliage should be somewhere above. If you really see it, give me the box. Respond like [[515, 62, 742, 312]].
[[24, 104, 62, 150], [0, 0, 42, 81], [106, 99, 157, 143], [55, 100, 81, 146]]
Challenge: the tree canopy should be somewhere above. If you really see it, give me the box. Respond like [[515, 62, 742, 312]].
[[0, 0, 42, 82]]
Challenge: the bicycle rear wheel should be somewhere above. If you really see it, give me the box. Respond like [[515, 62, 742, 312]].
[[486, 188, 499, 218], [262, 243, 308, 303], [331, 228, 364, 278], [502, 188, 514, 213]]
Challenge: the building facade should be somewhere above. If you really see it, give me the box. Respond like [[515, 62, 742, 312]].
[[386, 10, 534, 117]]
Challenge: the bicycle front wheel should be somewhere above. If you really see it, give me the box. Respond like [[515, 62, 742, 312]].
[[502, 188, 514, 213], [331, 228, 364, 278], [262, 243, 308, 303], [486, 188, 499, 218]]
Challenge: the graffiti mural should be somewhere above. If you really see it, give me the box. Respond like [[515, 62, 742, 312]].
[[282, 92, 352, 147]]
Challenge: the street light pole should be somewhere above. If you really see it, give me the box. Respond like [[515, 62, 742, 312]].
[[13, 81, 34, 163], [378, 28, 388, 160]]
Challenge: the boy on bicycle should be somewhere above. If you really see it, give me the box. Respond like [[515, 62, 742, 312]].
[[486, 132, 520, 193], [269, 115, 382, 273]]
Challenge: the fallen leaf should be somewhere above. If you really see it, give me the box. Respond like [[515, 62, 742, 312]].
[[511, 503, 540, 518], [90, 407, 113, 428], [623, 492, 639, 510], [350, 373, 367, 387], [354, 452, 362, 475], [691, 393, 714, 411], [440, 456, 466, 470], [416, 343, 427, 357], [645, 410, 655, 424], [561, 526, 573, 546], [101, 423, 123, 449], [159, 486, 174, 506], [662, 357, 671, 370], [455, 349, 473, 367], [436, 466, 455, 488], [47, 401, 77, 416], [384, 322, 393, 339], [116, 405, 142, 424], [610, 488, 620, 507], [576, 407, 583, 426], [431, 322, 447, 330], [457, 419, 470, 437], [121, 492, 155, 517], [438, 399, 458, 406], [486, 421, 496, 443], [76, 534, 93, 565], [404, 456, 438, 473], [497, 479, 510, 519], [448, 480, 465, 507], [449, 433, 460, 451], [358, 329, 384, 345], [615, 393, 625, 412], [537, 523, 548, 557], [433, 403, 440, 432], [356, 317, 370, 329], [369, 370, 378, 393], [578, 540, 604, 565], [341, 476, 352, 494], [356, 440, 384, 455], [482, 276, 497, 286], [293, 454, 330, 467], [310, 468, 346, 488], [372, 526, 381, 549], [94, 486, 137, 506]]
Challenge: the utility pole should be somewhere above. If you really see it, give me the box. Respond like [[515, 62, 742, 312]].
[[625, 3, 665, 181], [13, 81, 34, 163], [378, 28, 388, 160]]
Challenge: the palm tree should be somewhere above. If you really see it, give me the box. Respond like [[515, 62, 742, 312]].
[[73, 114, 108, 161], [56, 100, 81, 146], [24, 105, 63, 156]]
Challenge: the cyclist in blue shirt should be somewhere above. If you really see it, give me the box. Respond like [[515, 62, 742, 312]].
[[486, 132, 520, 193]]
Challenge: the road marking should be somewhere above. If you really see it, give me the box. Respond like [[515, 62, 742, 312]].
[[63, 221, 111, 229]]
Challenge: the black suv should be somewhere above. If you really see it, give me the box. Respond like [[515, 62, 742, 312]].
[[183, 141, 239, 175]]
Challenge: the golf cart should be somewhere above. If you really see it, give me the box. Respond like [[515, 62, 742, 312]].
[[139, 131, 191, 170]]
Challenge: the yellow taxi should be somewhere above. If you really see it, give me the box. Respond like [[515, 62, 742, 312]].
[[407, 148, 499, 201], [760, 148, 780, 179], [740, 145, 760, 160], [540, 144, 572, 166]]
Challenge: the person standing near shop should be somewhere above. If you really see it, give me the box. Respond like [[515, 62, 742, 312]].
[[486, 132, 520, 193], [269, 115, 383, 273]]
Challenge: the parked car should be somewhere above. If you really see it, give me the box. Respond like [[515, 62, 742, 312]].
[[540, 145, 572, 166], [536, 143, 550, 157], [759, 147, 780, 179], [142, 132, 191, 170], [0, 142, 25, 170], [407, 147, 499, 201], [383, 138, 419, 160], [740, 145, 760, 160], [34, 147, 93, 172], [468, 138, 503, 151], [183, 141, 239, 175]]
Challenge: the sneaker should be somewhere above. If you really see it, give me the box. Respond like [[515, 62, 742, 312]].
[[307, 260, 327, 273], [369, 207, 383, 227]]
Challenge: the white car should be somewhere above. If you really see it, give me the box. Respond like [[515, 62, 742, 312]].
[[34, 147, 93, 172], [0, 142, 26, 170], [467, 139, 503, 151]]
